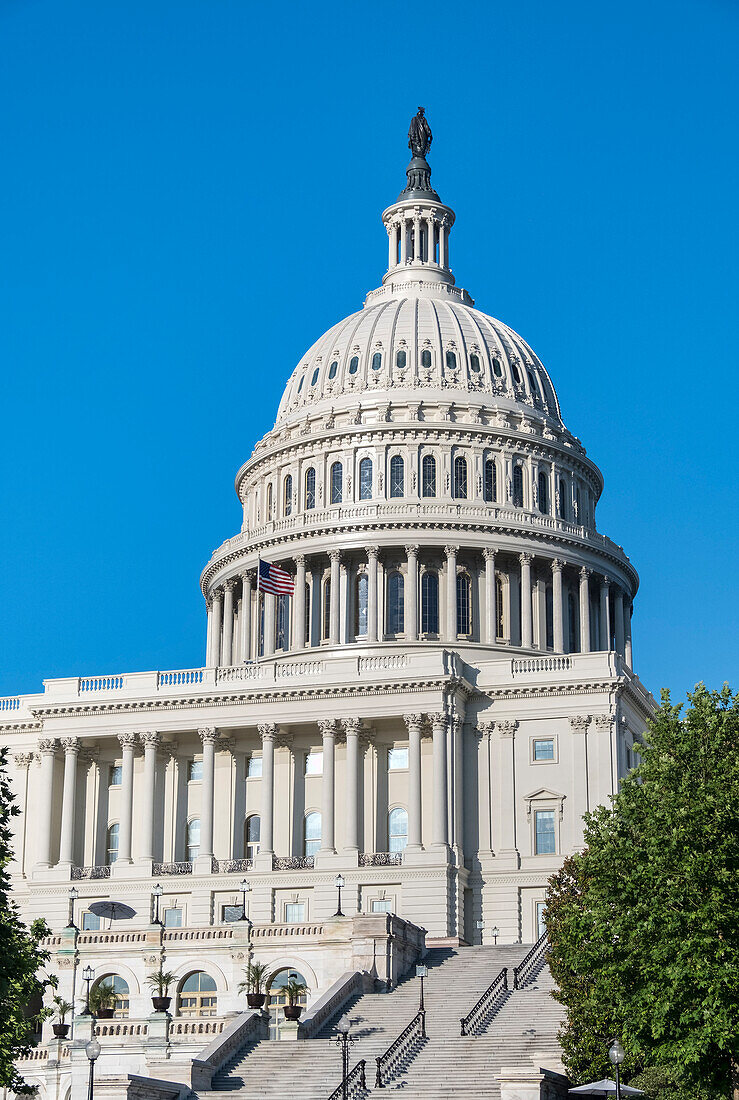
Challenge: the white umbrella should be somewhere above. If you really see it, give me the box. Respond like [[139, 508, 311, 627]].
[[569, 1081, 644, 1096]]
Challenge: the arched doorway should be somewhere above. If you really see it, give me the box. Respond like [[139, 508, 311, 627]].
[[267, 968, 308, 1039]]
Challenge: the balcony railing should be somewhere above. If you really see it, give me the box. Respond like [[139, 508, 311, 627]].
[[153, 861, 193, 875], [359, 852, 402, 866], [273, 855, 315, 870], [71, 865, 111, 880]]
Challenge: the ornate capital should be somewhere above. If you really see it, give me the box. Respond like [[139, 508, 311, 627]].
[[569, 715, 590, 734], [601, 575, 611, 588], [198, 727, 220, 746], [579, 566, 591, 580], [328, 549, 342, 564], [483, 547, 496, 563], [294, 554, 306, 568], [404, 544, 419, 558], [140, 731, 161, 751], [211, 587, 223, 604], [594, 714, 614, 732], [444, 545, 458, 558], [61, 737, 80, 756], [37, 738, 57, 755], [13, 752, 34, 769], [342, 718, 362, 737], [551, 559, 564, 575], [318, 719, 339, 739], [118, 732, 137, 750], [366, 545, 379, 560], [475, 720, 494, 740], [427, 711, 447, 733], [242, 571, 255, 587], [225, 578, 237, 592], [403, 713, 424, 734], [495, 720, 518, 738], [519, 553, 533, 567], [258, 722, 277, 744]]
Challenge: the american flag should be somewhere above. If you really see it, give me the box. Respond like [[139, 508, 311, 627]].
[[257, 558, 295, 596]]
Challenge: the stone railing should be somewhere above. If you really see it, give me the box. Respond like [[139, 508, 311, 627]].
[[298, 970, 369, 1039], [169, 1018, 225, 1038], [158, 668, 204, 687], [511, 655, 573, 675], [79, 675, 124, 692], [251, 922, 325, 941], [71, 864, 111, 880], [0, 696, 21, 711], [191, 1009, 267, 1091], [95, 1020, 148, 1038], [77, 930, 149, 945], [163, 927, 236, 943], [358, 654, 408, 673]]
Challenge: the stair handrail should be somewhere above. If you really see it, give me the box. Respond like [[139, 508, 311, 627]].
[[459, 965, 508, 1036], [327, 1059, 367, 1100], [512, 931, 549, 989], [374, 1009, 426, 1089]]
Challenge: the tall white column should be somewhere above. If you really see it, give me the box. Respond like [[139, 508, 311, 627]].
[[445, 545, 458, 642], [117, 732, 137, 864], [343, 718, 360, 853], [198, 727, 218, 861], [405, 544, 418, 641], [484, 548, 496, 643], [552, 559, 564, 653], [614, 588, 625, 657], [624, 604, 633, 668], [439, 220, 447, 268], [426, 216, 435, 264], [258, 723, 276, 856], [399, 218, 407, 264], [139, 731, 160, 862], [205, 600, 213, 667], [264, 591, 276, 657], [36, 740, 57, 868], [599, 576, 611, 651], [58, 737, 80, 866], [387, 222, 394, 270], [294, 556, 306, 650], [495, 720, 518, 860], [222, 580, 236, 666], [210, 590, 223, 668], [520, 553, 533, 649], [579, 567, 592, 653], [412, 214, 420, 260], [569, 715, 590, 848], [429, 711, 448, 850], [329, 550, 341, 645], [404, 714, 423, 852], [319, 720, 337, 853], [240, 572, 253, 661], [367, 546, 379, 643]]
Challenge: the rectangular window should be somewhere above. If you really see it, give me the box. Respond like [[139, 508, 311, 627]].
[[108, 763, 122, 787], [163, 907, 182, 928], [82, 912, 101, 931], [247, 754, 263, 778], [533, 739, 555, 762], [222, 904, 244, 923], [536, 901, 547, 939], [285, 903, 305, 923], [371, 899, 392, 913], [388, 747, 409, 770], [188, 759, 203, 782], [305, 751, 323, 776], [534, 809, 556, 855]]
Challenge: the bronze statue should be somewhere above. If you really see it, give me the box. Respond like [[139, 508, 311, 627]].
[[408, 107, 432, 159]]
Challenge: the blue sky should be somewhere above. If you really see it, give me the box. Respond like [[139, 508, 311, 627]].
[[1, 0, 736, 703]]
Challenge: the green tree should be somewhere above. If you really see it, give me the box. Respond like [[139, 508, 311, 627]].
[[546, 684, 739, 1100], [0, 747, 54, 1092]]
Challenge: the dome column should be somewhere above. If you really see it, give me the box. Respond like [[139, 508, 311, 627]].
[[205, 600, 213, 667], [552, 560, 565, 653], [209, 589, 223, 668], [599, 576, 611, 651], [58, 737, 80, 867], [614, 587, 625, 657], [329, 550, 341, 645], [222, 580, 236, 666], [240, 572, 253, 662], [405, 545, 419, 642], [318, 720, 337, 855], [624, 604, 633, 668], [367, 546, 379, 643], [579, 567, 592, 653], [404, 714, 424, 852], [426, 215, 436, 265], [399, 218, 407, 265], [483, 549, 496, 643], [263, 591, 275, 658], [520, 554, 533, 649], [293, 556, 306, 650], [445, 545, 458, 641]]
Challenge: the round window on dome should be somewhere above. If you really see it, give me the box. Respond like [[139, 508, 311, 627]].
[[372, 352, 382, 371], [329, 361, 338, 379], [349, 356, 359, 374], [396, 350, 406, 369], [311, 368, 319, 386], [470, 353, 480, 373], [492, 358, 503, 377]]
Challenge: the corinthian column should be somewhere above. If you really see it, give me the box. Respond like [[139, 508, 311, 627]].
[[139, 732, 160, 862], [240, 573, 253, 662], [367, 546, 379, 643], [258, 723, 276, 858], [614, 587, 625, 657], [579, 567, 592, 653], [483, 548, 496, 643], [342, 718, 361, 854], [520, 553, 533, 649], [222, 580, 236, 666], [404, 714, 424, 852], [599, 576, 611, 651], [445, 545, 458, 641], [294, 556, 306, 651], [117, 733, 137, 864], [429, 712, 448, 850], [210, 590, 223, 667], [198, 727, 219, 861], [405, 545, 418, 641], [318, 720, 338, 854], [552, 559, 564, 653], [36, 740, 57, 868], [329, 550, 341, 645], [58, 738, 80, 866]]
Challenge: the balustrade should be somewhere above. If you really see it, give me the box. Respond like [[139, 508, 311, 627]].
[[328, 1060, 366, 1100], [459, 966, 508, 1036], [512, 931, 549, 989], [374, 1009, 427, 1088]]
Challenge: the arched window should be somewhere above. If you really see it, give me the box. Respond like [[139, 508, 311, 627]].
[[284, 474, 293, 517], [359, 457, 373, 500], [304, 582, 311, 645], [558, 478, 567, 520], [106, 823, 119, 866], [568, 592, 578, 653], [492, 357, 503, 377], [422, 454, 436, 497], [266, 483, 273, 519], [396, 349, 406, 369], [453, 455, 468, 499], [538, 471, 549, 514], [322, 579, 331, 640], [457, 572, 472, 636], [304, 812, 321, 857], [390, 455, 404, 498], [469, 353, 480, 373], [187, 818, 201, 863], [349, 355, 359, 374], [305, 468, 316, 511], [512, 465, 524, 507], [421, 571, 439, 635], [445, 350, 457, 370], [328, 360, 338, 379], [330, 462, 342, 504], [311, 367, 319, 386], [268, 969, 309, 1036], [388, 807, 408, 853], [387, 572, 405, 635], [275, 593, 288, 651], [484, 459, 497, 503], [372, 352, 382, 371], [511, 363, 522, 385], [178, 972, 217, 1018], [421, 349, 432, 369], [355, 572, 368, 636], [94, 975, 129, 1018], [495, 575, 505, 640], [245, 815, 261, 861]]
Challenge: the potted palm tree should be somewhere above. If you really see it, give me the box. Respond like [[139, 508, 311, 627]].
[[282, 977, 308, 1020], [145, 969, 177, 1012], [238, 961, 270, 1009], [51, 996, 74, 1039], [89, 978, 117, 1019]]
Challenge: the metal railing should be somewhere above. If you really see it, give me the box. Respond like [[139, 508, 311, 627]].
[[512, 931, 549, 989], [327, 1059, 366, 1100], [71, 865, 111, 880], [374, 1010, 426, 1088], [152, 861, 193, 876], [358, 852, 402, 866], [459, 966, 508, 1036], [273, 855, 315, 870]]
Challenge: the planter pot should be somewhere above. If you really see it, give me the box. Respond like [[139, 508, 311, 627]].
[[283, 1005, 303, 1021], [151, 996, 171, 1012], [52, 1024, 70, 1039], [246, 993, 266, 1009], [96, 1008, 115, 1019]]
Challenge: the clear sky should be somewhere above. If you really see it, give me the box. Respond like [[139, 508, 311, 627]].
[[1, 0, 736, 703]]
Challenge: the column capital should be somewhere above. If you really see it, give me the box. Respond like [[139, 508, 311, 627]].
[[404, 544, 419, 558], [403, 713, 424, 733], [318, 718, 339, 739], [594, 713, 614, 732], [294, 554, 307, 568], [475, 720, 494, 740], [367, 544, 380, 560], [37, 738, 58, 755], [60, 737, 80, 756], [258, 722, 278, 743], [601, 574, 611, 588], [211, 587, 224, 603], [118, 732, 137, 750], [205, 598, 212, 612], [519, 552, 533, 567], [427, 711, 447, 733], [242, 570, 255, 585], [342, 717, 362, 737], [551, 558, 564, 575], [569, 715, 591, 734], [444, 544, 458, 558], [495, 719, 518, 738], [14, 752, 34, 769], [328, 549, 342, 564], [224, 578, 238, 592], [483, 547, 496, 562], [140, 731, 161, 750], [579, 566, 591, 580], [198, 727, 220, 746]]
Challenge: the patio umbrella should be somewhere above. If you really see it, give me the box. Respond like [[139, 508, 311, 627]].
[[569, 1081, 644, 1096], [88, 900, 136, 928]]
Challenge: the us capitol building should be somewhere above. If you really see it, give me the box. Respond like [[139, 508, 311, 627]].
[[3, 113, 653, 1096]]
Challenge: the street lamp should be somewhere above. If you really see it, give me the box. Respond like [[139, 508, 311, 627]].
[[334, 1018, 357, 1100], [491, 925, 500, 945], [333, 874, 345, 917], [152, 883, 163, 925], [609, 1038, 625, 1100], [239, 878, 251, 920], [86, 1037, 101, 1100], [82, 965, 95, 1016], [415, 964, 428, 1013], [67, 886, 79, 929]]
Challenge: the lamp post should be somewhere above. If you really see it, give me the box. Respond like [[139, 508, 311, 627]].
[[334, 1019, 357, 1100], [67, 886, 79, 929], [609, 1038, 625, 1100], [491, 925, 500, 945], [333, 874, 345, 917], [415, 964, 428, 1013], [86, 1037, 101, 1100], [152, 883, 163, 925], [239, 878, 251, 920], [82, 965, 95, 1016]]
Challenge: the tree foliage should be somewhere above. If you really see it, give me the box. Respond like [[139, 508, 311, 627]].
[[546, 684, 739, 1100], [0, 747, 54, 1092]]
